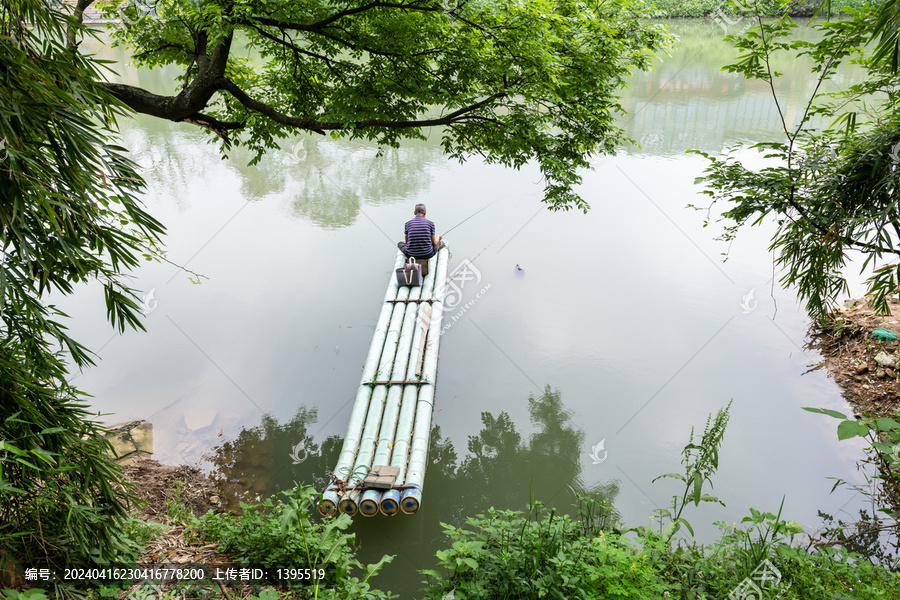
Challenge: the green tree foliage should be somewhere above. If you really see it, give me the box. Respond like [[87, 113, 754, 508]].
[[88, 0, 671, 210], [0, 0, 164, 579], [692, 3, 900, 320], [865, 0, 900, 68]]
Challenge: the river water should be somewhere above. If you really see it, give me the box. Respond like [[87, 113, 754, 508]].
[[67, 18, 871, 596]]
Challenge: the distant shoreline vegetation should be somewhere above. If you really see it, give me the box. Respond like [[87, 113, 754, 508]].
[[649, 0, 879, 19]]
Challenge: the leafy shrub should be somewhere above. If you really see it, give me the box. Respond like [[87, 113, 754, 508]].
[[774, 546, 900, 599], [634, 526, 900, 599], [0, 590, 49, 600], [422, 499, 900, 600], [194, 486, 395, 599], [649, 0, 722, 18], [803, 406, 900, 563], [0, 404, 141, 578], [421, 504, 670, 600]]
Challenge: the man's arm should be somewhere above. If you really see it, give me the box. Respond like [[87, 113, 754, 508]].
[[430, 221, 440, 246]]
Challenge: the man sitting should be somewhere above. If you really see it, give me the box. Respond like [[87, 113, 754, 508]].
[[398, 203, 445, 259]]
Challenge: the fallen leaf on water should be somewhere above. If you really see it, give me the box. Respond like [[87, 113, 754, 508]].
[[339, 325, 352, 328], [217, 429, 224, 437], [313, 344, 317, 351]]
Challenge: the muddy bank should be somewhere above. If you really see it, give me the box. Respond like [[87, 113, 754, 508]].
[[123, 458, 220, 521], [810, 296, 900, 416], [119, 459, 240, 595]]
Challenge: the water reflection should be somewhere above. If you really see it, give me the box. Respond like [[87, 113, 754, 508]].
[[281, 137, 446, 229], [204, 386, 620, 596], [87, 39, 443, 229], [620, 19, 864, 156], [122, 120, 443, 228], [450, 385, 589, 512], [205, 406, 342, 507]]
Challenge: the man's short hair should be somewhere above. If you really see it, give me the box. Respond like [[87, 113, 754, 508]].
[[414, 204, 426, 215]]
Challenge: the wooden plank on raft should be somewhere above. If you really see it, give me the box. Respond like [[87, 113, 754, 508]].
[[363, 465, 401, 489], [415, 303, 431, 376]]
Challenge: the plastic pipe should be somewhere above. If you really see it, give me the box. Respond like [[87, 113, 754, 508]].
[[340, 277, 412, 514], [380, 251, 442, 514], [359, 276, 426, 516], [319, 252, 405, 516], [399, 247, 450, 514]]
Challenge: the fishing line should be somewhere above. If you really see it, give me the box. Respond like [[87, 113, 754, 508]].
[[442, 196, 507, 236]]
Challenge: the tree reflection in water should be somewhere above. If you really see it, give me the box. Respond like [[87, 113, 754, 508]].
[[204, 386, 620, 596]]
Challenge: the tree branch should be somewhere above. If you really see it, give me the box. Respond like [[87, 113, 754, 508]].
[[65, 0, 93, 53], [243, 1, 443, 33], [249, 24, 359, 80], [216, 76, 505, 132], [181, 112, 244, 142]]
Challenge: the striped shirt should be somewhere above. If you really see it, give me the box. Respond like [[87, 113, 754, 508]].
[[404, 216, 436, 258]]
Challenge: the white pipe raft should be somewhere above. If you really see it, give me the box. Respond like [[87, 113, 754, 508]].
[[320, 248, 449, 517], [339, 275, 413, 516], [400, 247, 450, 514], [380, 255, 440, 515], [363, 263, 438, 515], [319, 253, 405, 517], [359, 277, 427, 516]]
